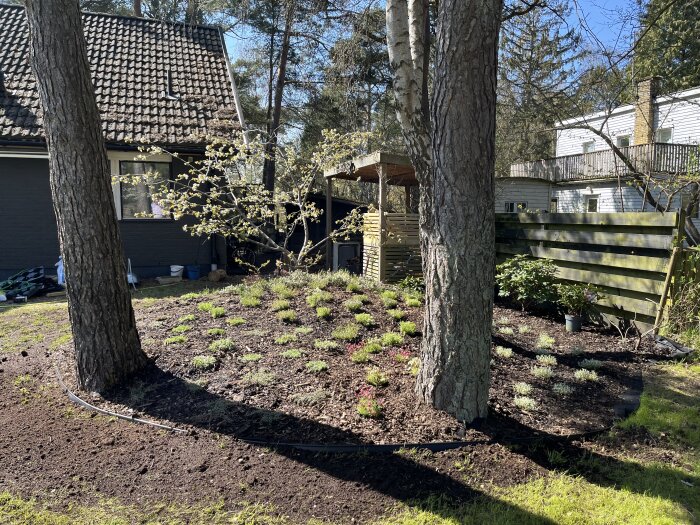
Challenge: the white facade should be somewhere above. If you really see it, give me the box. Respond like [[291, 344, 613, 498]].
[[555, 86, 700, 157], [495, 177, 552, 213]]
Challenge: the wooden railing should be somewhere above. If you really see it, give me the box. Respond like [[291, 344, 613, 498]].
[[509, 143, 699, 182]]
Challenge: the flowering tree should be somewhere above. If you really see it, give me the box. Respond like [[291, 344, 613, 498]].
[[121, 129, 372, 270]]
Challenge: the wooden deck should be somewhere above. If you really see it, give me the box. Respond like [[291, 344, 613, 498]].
[[508, 143, 699, 182]]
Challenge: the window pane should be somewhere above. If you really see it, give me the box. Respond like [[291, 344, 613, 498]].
[[583, 141, 595, 153], [616, 135, 630, 148], [120, 162, 170, 219], [586, 197, 598, 213], [656, 128, 672, 143]]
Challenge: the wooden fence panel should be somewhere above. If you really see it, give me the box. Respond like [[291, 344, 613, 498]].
[[495, 212, 680, 326]]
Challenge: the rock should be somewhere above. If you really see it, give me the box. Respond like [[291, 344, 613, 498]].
[[20, 350, 28, 357], [208, 269, 227, 282]]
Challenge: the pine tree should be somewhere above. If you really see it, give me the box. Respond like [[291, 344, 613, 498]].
[[635, 0, 700, 93]]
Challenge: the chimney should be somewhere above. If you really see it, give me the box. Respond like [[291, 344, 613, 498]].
[[633, 77, 660, 145]]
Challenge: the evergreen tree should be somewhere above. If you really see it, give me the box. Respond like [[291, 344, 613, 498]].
[[635, 0, 700, 93]]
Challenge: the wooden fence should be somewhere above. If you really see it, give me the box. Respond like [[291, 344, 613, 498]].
[[363, 212, 421, 282], [495, 212, 682, 327]]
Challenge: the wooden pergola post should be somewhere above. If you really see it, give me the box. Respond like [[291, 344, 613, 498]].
[[378, 163, 387, 281], [326, 176, 333, 270]]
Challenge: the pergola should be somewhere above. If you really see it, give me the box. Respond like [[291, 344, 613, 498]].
[[324, 151, 421, 281]]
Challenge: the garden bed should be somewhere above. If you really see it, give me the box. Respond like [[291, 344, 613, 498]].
[[62, 272, 670, 445]]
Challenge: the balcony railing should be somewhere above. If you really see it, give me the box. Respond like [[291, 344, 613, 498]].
[[508, 143, 699, 182]]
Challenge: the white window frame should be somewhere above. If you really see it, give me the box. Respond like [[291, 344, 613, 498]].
[[107, 151, 172, 221], [616, 135, 631, 148], [549, 198, 558, 213], [505, 201, 528, 213], [656, 128, 673, 144], [582, 141, 596, 153], [584, 194, 599, 213]]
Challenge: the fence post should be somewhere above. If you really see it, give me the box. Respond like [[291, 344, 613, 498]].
[[654, 247, 682, 333]]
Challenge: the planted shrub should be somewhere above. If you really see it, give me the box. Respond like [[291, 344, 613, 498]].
[[398, 321, 417, 336], [207, 328, 226, 336], [351, 350, 371, 364], [306, 290, 333, 308], [387, 309, 407, 321], [240, 353, 263, 363], [494, 346, 514, 358], [366, 368, 389, 387], [271, 299, 291, 312], [294, 326, 314, 335], [281, 348, 303, 359], [381, 332, 404, 347], [197, 302, 214, 312], [270, 281, 296, 299], [240, 295, 261, 307], [569, 345, 586, 356], [404, 296, 422, 308], [355, 294, 370, 304], [314, 339, 339, 351], [164, 335, 187, 345], [346, 280, 363, 293], [332, 323, 361, 342], [553, 382, 574, 396], [226, 316, 246, 327], [276, 309, 298, 323], [357, 397, 382, 418], [514, 396, 538, 411], [381, 297, 399, 309], [291, 389, 327, 407], [191, 355, 216, 370], [393, 349, 411, 363], [536, 354, 557, 367], [579, 358, 603, 370], [243, 369, 276, 386], [178, 314, 196, 323], [355, 313, 374, 327], [518, 324, 532, 334], [316, 306, 332, 319], [530, 366, 554, 380], [407, 357, 420, 376], [181, 292, 200, 301], [536, 333, 556, 350], [513, 382, 533, 395], [172, 324, 192, 334], [499, 327, 515, 335], [306, 360, 329, 374], [574, 369, 599, 382], [557, 283, 601, 317], [275, 333, 297, 345], [363, 340, 383, 354], [344, 298, 364, 312], [208, 338, 235, 352], [210, 307, 226, 319], [381, 290, 399, 301], [495, 255, 558, 309]]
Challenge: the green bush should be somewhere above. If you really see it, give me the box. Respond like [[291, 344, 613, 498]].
[[574, 369, 599, 382], [344, 298, 364, 312], [164, 335, 187, 345], [270, 281, 296, 299], [494, 346, 513, 358], [197, 302, 214, 312], [271, 299, 291, 312], [316, 306, 332, 319], [381, 332, 404, 347], [210, 307, 226, 318], [281, 349, 303, 359], [306, 360, 329, 373], [226, 316, 246, 326], [357, 397, 382, 418], [332, 323, 361, 341], [381, 297, 399, 309], [495, 255, 558, 309], [208, 338, 235, 352], [240, 295, 261, 307], [191, 355, 216, 370], [366, 368, 389, 387], [306, 290, 333, 308], [530, 366, 554, 380], [207, 328, 226, 336], [387, 309, 407, 321], [398, 275, 424, 293], [557, 283, 601, 316], [399, 321, 417, 336], [172, 324, 192, 334], [536, 354, 557, 366], [363, 340, 383, 354], [276, 309, 298, 323], [314, 339, 339, 351], [355, 313, 374, 327], [536, 333, 556, 350], [513, 382, 533, 395], [381, 290, 399, 301], [514, 395, 538, 411], [240, 353, 263, 362], [275, 333, 297, 345], [346, 280, 363, 293], [351, 350, 371, 364]]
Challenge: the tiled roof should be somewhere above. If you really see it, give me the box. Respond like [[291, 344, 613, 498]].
[[0, 4, 240, 148]]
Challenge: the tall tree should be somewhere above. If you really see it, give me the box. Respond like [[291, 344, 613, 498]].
[[635, 0, 700, 93], [25, 0, 148, 392], [386, 0, 502, 422]]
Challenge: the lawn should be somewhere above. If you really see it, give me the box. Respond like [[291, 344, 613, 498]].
[[0, 270, 698, 524]]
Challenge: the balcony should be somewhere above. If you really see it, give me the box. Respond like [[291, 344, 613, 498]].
[[508, 143, 699, 182]]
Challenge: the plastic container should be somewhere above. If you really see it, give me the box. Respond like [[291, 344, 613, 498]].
[[185, 265, 201, 280], [170, 265, 184, 278], [565, 314, 582, 333]]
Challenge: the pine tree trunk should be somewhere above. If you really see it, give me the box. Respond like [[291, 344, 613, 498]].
[[25, 0, 148, 392], [387, 0, 501, 422]]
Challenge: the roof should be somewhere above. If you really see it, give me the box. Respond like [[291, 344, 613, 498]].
[[324, 151, 418, 187], [0, 4, 240, 148]]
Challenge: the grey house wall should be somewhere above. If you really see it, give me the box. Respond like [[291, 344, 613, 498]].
[[0, 155, 223, 280]]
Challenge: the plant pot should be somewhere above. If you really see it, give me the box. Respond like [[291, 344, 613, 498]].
[[565, 314, 582, 333]]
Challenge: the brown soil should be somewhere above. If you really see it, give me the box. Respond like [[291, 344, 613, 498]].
[[0, 280, 675, 522]]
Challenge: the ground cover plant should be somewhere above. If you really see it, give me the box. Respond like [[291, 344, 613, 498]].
[[2, 275, 697, 524]]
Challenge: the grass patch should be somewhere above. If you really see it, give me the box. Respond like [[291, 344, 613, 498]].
[[240, 353, 263, 363], [164, 335, 187, 345], [332, 323, 361, 342], [276, 309, 297, 323], [281, 349, 303, 359], [191, 355, 216, 370], [271, 299, 291, 312], [357, 397, 382, 418], [291, 389, 327, 407], [172, 324, 192, 334], [513, 382, 533, 395], [208, 338, 235, 352], [306, 290, 333, 308], [355, 313, 374, 327], [574, 369, 599, 382], [242, 369, 276, 386], [351, 350, 371, 364], [306, 360, 329, 374], [178, 314, 196, 323], [399, 321, 417, 336], [226, 316, 246, 327], [580, 358, 603, 370], [240, 295, 262, 308], [207, 328, 226, 336], [210, 307, 226, 318], [294, 326, 314, 335], [387, 309, 407, 321], [314, 339, 339, 351], [513, 395, 538, 411], [366, 368, 389, 387], [197, 302, 214, 312], [344, 298, 364, 312], [495, 346, 514, 358], [363, 340, 383, 354], [381, 332, 404, 347], [274, 333, 297, 345], [553, 382, 574, 396], [535, 354, 557, 367], [530, 366, 554, 380], [316, 306, 332, 319], [536, 333, 556, 349]]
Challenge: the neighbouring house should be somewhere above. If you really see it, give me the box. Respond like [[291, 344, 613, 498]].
[[0, 4, 247, 280], [497, 78, 700, 235]]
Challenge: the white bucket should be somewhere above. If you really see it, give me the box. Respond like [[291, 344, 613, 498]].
[[170, 265, 184, 277]]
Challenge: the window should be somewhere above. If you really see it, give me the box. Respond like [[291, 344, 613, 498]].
[[656, 128, 673, 143], [119, 161, 171, 219], [582, 141, 595, 153], [585, 195, 599, 213], [616, 135, 631, 148], [505, 202, 527, 213], [549, 198, 558, 213]]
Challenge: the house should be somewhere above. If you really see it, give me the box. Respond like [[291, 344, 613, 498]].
[[0, 4, 247, 279], [497, 78, 700, 233]]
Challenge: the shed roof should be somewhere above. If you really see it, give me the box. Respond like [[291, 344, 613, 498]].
[[0, 4, 240, 149], [324, 151, 418, 187]]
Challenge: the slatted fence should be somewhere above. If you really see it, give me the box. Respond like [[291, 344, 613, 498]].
[[496, 212, 681, 327], [363, 212, 421, 282]]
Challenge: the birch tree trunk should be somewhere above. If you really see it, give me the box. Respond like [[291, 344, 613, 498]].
[[25, 0, 148, 392], [387, 0, 502, 421]]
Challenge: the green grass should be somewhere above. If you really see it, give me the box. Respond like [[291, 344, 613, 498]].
[[314, 339, 339, 351], [387, 309, 406, 321], [191, 355, 216, 370], [197, 302, 214, 312], [226, 316, 246, 327], [209, 307, 226, 319], [281, 349, 303, 359], [294, 326, 314, 335], [274, 333, 297, 345], [178, 314, 196, 323], [242, 369, 276, 386], [206, 328, 226, 336], [208, 338, 236, 353], [366, 367, 389, 387], [344, 298, 364, 312], [172, 324, 192, 334], [399, 321, 417, 336], [381, 332, 404, 347], [240, 295, 261, 308], [240, 353, 263, 363], [306, 360, 329, 374], [164, 335, 187, 345], [276, 309, 297, 323], [355, 313, 374, 327], [316, 306, 332, 319], [271, 299, 291, 312], [331, 322, 361, 342], [306, 290, 333, 308]]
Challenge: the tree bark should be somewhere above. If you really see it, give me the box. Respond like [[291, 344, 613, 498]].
[[387, 0, 501, 421], [25, 0, 148, 392]]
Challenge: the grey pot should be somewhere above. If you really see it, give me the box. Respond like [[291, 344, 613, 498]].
[[565, 314, 582, 333]]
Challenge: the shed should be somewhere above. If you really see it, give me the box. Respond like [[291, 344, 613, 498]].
[[324, 151, 421, 282]]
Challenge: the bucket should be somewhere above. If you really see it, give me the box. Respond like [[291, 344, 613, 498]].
[[185, 265, 201, 280], [170, 265, 184, 278], [565, 314, 582, 333]]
